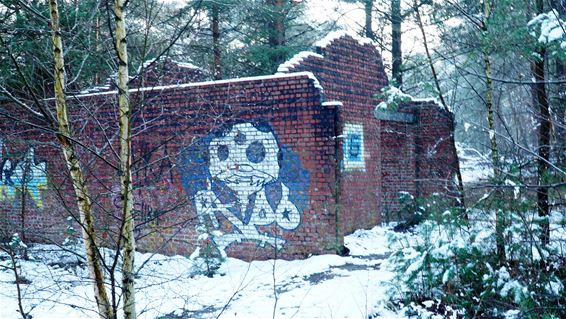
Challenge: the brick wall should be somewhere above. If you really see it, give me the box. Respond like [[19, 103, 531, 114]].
[[279, 33, 459, 229], [0, 73, 340, 260], [0, 33, 459, 260], [403, 101, 460, 200], [377, 114, 417, 220], [278, 33, 388, 236]]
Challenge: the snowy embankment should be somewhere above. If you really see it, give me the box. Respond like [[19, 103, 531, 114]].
[[0, 227, 406, 319]]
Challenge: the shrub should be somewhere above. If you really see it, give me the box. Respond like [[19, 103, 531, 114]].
[[386, 196, 566, 318]]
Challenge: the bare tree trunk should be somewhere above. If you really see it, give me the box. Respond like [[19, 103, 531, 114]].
[[2, 240, 28, 319], [555, 62, 566, 167], [551, 0, 566, 167], [391, 0, 402, 87], [533, 0, 551, 245], [113, 0, 137, 318], [19, 162, 28, 242], [480, 0, 505, 263], [364, 0, 374, 39], [483, 47, 506, 262], [267, 0, 286, 69], [95, 15, 101, 85], [48, 1, 114, 318], [212, 3, 222, 80], [414, 3, 446, 109]]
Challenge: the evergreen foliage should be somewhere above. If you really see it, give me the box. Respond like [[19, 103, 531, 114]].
[[387, 191, 566, 318]]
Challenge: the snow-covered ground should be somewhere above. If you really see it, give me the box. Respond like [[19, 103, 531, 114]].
[[457, 144, 492, 184], [0, 226, 405, 319]]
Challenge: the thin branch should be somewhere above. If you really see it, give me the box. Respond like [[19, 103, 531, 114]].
[[0, 110, 119, 171]]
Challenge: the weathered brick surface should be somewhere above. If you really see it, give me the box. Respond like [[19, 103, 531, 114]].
[[1, 73, 340, 260], [279, 35, 388, 236], [0, 33, 459, 260], [402, 101, 460, 199]]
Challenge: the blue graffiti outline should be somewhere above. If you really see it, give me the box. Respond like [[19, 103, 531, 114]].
[[177, 120, 310, 246], [0, 147, 48, 208]]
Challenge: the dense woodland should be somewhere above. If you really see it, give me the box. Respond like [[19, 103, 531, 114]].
[[0, 0, 565, 318]]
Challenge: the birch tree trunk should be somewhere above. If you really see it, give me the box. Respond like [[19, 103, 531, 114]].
[[48, 1, 114, 318], [113, 0, 137, 318], [480, 0, 505, 263]]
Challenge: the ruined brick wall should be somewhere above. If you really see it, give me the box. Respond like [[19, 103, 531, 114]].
[[0, 33, 459, 260], [375, 102, 459, 219], [278, 33, 388, 236], [0, 72, 340, 260], [279, 33, 459, 229], [0, 118, 71, 242], [404, 101, 460, 200], [375, 110, 418, 221]]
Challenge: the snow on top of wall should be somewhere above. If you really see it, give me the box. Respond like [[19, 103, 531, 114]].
[[78, 59, 203, 94], [322, 101, 343, 107], [79, 85, 112, 94], [175, 61, 201, 69], [375, 86, 449, 115], [314, 30, 375, 49], [306, 72, 324, 92], [69, 71, 323, 99], [376, 86, 412, 110], [411, 97, 443, 105], [528, 10, 566, 48], [276, 51, 324, 73]]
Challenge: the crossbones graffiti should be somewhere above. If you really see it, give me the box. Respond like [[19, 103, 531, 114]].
[[178, 121, 309, 252]]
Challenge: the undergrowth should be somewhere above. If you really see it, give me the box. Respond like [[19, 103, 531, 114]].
[[386, 193, 566, 318]]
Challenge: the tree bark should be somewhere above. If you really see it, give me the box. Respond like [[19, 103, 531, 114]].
[[481, 0, 505, 263], [551, 0, 566, 167], [533, 0, 551, 245], [113, 0, 137, 318], [19, 161, 27, 242], [267, 0, 286, 69], [391, 0, 402, 87], [7, 245, 27, 319], [364, 0, 374, 39], [48, 1, 114, 318]]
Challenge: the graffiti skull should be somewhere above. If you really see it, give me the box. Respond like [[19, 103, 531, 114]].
[[209, 122, 279, 194], [183, 121, 307, 252]]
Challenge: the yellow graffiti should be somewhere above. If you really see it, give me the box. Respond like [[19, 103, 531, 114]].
[[0, 148, 48, 208]]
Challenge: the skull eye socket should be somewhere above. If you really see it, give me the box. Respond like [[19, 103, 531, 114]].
[[217, 145, 229, 161], [246, 141, 265, 163], [234, 131, 246, 145]]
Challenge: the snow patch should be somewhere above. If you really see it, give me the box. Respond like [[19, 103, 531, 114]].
[[137, 58, 202, 74], [375, 86, 449, 114], [528, 10, 566, 47], [314, 30, 376, 49], [321, 101, 343, 107], [276, 51, 323, 73], [69, 71, 324, 98], [78, 85, 111, 94]]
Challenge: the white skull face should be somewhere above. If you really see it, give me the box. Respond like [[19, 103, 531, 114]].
[[209, 123, 279, 192]]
